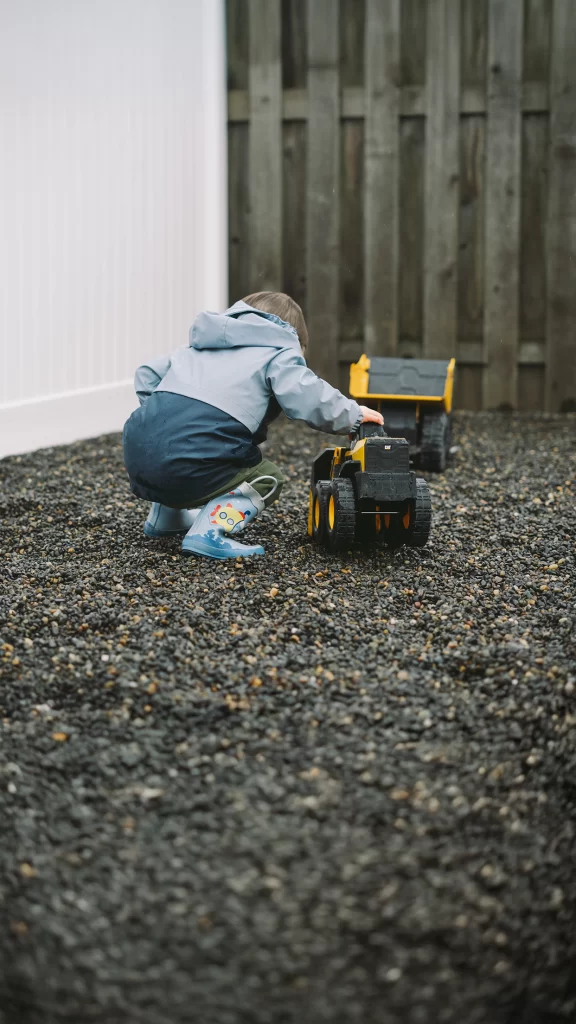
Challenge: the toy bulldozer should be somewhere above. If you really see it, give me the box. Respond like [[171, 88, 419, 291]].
[[307, 422, 432, 551], [349, 355, 455, 471], [307, 355, 455, 551]]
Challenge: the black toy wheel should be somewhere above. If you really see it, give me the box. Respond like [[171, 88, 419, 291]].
[[311, 480, 331, 544], [326, 478, 356, 551], [420, 412, 450, 472], [404, 478, 432, 547]]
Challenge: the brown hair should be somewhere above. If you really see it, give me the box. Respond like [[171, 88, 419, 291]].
[[242, 291, 308, 355]]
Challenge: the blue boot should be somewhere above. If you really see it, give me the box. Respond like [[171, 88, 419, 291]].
[[181, 478, 276, 560], [144, 503, 200, 539]]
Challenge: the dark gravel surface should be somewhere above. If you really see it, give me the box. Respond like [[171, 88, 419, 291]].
[[1, 412, 576, 1024]]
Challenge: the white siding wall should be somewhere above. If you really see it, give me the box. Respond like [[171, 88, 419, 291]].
[[0, 0, 226, 457]]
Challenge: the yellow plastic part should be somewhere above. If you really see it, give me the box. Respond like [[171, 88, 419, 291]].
[[444, 358, 455, 413], [307, 489, 314, 536], [346, 438, 367, 470], [328, 494, 335, 530], [331, 447, 346, 472], [349, 353, 371, 398], [349, 355, 456, 413]]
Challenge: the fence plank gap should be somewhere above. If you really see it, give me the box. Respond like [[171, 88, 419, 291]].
[[249, 0, 282, 291], [424, 0, 461, 358], [364, 0, 400, 356], [306, 0, 340, 384], [482, 0, 523, 409], [545, 0, 576, 412]]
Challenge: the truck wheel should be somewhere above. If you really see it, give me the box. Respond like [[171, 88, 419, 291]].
[[405, 478, 432, 547], [312, 481, 331, 545], [420, 412, 450, 472], [326, 478, 356, 551]]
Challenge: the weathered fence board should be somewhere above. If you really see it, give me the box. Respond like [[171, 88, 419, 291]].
[[400, 0, 427, 87], [458, 116, 486, 348], [399, 119, 425, 349], [457, 0, 487, 406], [340, 121, 364, 347], [545, 0, 576, 412], [523, 0, 552, 83], [519, 365, 545, 412], [227, 0, 249, 90], [424, 0, 460, 358], [282, 121, 307, 316], [227, 0, 576, 411], [521, 3, 551, 421], [340, 0, 365, 87], [519, 0, 551, 415], [228, 122, 250, 303], [520, 115, 548, 345], [229, 81, 550, 122], [461, 0, 487, 91], [227, 0, 250, 303], [306, 0, 340, 385], [282, 0, 307, 89], [483, 0, 523, 409], [364, 0, 400, 357], [248, 0, 282, 291]]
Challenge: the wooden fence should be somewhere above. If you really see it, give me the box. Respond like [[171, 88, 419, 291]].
[[226, 0, 576, 411]]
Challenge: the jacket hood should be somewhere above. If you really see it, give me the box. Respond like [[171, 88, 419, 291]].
[[189, 301, 301, 352]]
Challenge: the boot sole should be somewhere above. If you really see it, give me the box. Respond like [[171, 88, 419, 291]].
[[182, 537, 265, 560]]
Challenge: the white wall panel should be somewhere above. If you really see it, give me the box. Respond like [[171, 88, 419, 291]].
[[0, 0, 227, 456]]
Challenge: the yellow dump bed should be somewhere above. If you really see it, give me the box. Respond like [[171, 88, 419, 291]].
[[350, 355, 455, 413]]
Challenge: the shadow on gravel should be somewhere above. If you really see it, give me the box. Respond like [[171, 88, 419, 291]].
[[1, 413, 576, 1024]]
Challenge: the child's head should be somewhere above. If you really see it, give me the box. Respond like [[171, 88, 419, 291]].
[[242, 291, 308, 355]]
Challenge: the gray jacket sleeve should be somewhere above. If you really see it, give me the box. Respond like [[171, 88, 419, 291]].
[[266, 348, 364, 434], [134, 354, 171, 405]]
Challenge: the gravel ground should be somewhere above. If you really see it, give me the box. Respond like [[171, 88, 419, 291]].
[[1, 412, 576, 1024]]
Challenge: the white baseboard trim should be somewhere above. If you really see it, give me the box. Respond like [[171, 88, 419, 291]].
[[0, 380, 139, 459]]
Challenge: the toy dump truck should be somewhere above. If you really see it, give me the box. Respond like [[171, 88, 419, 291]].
[[307, 422, 432, 551], [349, 355, 455, 471]]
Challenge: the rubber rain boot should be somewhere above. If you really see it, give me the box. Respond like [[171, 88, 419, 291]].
[[144, 503, 200, 539], [181, 477, 276, 560]]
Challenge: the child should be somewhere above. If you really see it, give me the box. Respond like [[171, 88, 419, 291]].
[[123, 292, 383, 560]]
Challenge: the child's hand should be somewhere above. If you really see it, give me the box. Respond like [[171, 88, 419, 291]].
[[359, 406, 384, 425]]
